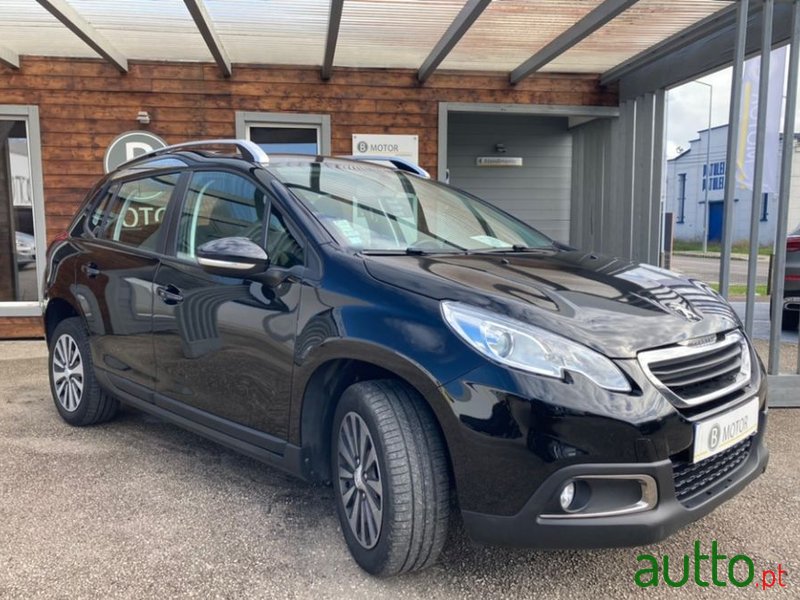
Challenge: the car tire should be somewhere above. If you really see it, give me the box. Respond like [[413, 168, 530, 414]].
[[48, 317, 119, 426], [331, 379, 450, 576]]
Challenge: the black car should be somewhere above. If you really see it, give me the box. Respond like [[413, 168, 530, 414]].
[[43, 140, 768, 576]]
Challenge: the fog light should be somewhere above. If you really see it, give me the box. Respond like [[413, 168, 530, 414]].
[[559, 482, 576, 511]]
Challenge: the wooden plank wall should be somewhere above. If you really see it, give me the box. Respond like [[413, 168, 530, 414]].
[[0, 57, 617, 338]]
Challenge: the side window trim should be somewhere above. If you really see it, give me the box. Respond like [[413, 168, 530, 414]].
[[160, 170, 191, 258]]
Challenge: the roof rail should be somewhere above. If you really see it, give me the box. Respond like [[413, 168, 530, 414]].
[[137, 139, 270, 164]]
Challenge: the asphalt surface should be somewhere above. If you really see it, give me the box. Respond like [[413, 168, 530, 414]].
[[728, 301, 800, 345], [1, 342, 798, 599], [670, 254, 769, 287]]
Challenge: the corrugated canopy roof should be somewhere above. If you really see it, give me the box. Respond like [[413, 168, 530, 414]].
[[0, 0, 734, 82]]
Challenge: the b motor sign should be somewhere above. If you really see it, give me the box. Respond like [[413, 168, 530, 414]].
[[352, 134, 419, 164]]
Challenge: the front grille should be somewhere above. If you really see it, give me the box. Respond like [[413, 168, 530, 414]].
[[638, 331, 751, 407], [672, 437, 752, 505], [650, 341, 742, 398]]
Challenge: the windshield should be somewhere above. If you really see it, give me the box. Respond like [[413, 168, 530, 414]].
[[269, 159, 553, 253]]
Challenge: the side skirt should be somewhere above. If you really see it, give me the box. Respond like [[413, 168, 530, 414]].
[[96, 370, 308, 481]]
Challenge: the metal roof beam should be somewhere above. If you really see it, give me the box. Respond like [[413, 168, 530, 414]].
[[510, 0, 639, 84], [321, 0, 344, 80], [607, 1, 796, 100], [600, 4, 739, 86], [35, 0, 128, 73], [418, 0, 491, 84], [183, 0, 232, 78], [0, 45, 20, 69]]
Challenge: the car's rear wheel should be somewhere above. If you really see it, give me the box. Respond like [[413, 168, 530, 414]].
[[331, 379, 450, 576], [48, 317, 119, 426]]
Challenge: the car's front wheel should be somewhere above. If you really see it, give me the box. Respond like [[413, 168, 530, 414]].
[[331, 379, 450, 576], [48, 317, 119, 426]]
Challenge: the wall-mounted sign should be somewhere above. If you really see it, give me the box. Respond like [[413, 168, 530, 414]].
[[104, 131, 167, 173], [476, 156, 524, 167], [352, 134, 419, 165]]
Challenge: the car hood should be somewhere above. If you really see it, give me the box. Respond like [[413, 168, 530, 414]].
[[362, 250, 741, 358]]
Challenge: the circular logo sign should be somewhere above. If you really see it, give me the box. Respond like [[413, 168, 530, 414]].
[[357, 141, 369, 153], [104, 131, 168, 173]]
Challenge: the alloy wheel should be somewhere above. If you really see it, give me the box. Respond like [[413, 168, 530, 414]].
[[52, 333, 84, 412], [337, 411, 383, 549]]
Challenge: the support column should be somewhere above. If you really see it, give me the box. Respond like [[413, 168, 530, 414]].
[[719, 0, 750, 297], [650, 89, 666, 265], [745, 0, 774, 336], [632, 93, 655, 263]]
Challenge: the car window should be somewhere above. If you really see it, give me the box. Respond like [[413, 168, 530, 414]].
[[87, 184, 118, 235], [269, 160, 552, 252], [267, 207, 304, 268], [176, 171, 267, 261], [100, 173, 179, 250]]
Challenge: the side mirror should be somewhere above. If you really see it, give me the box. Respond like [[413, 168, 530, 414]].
[[196, 237, 269, 276]]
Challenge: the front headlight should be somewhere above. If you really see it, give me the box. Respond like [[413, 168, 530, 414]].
[[441, 301, 631, 393]]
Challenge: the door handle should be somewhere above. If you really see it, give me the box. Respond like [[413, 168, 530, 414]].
[[156, 284, 184, 305], [81, 262, 100, 278]]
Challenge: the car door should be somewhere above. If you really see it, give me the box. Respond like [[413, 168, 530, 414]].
[[72, 170, 184, 394], [152, 169, 305, 444]]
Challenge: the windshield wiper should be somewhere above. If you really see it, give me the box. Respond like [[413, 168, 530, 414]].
[[359, 247, 465, 256], [469, 244, 555, 254]]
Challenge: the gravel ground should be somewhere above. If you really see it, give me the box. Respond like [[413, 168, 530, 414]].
[[753, 339, 799, 375], [0, 343, 798, 599]]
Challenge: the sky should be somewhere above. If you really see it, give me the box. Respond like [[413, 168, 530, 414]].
[[665, 49, 796, 159]]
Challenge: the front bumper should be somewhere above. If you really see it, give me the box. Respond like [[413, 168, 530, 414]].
[[461, 413, 768, 549]]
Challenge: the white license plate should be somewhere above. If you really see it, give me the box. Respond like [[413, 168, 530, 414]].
[[693, 398, 759, 463]]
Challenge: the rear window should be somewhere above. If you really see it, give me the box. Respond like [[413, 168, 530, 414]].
[[86, 185, 118, 236], [99, 173, 180, 251]]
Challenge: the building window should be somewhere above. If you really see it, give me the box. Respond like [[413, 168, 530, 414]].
[[235, 111, 331, 156], [677, 173, 687, 224], [761, 192, 769, 222], [1, 107, 47, 317]]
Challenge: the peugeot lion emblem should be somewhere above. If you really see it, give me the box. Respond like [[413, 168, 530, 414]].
[[666, 301, 702, 322]]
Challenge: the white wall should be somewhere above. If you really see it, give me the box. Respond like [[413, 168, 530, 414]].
[[447, 113, 572, 243], [665, 126, 798, 247]]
